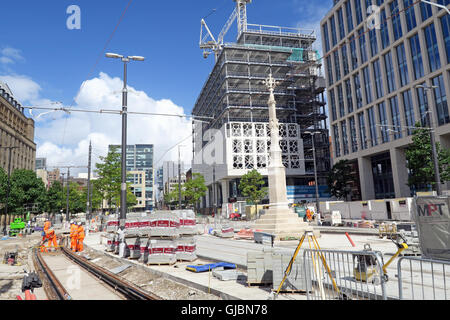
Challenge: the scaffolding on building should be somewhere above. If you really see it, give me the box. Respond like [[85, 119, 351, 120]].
[[193, 0, 330, 187]]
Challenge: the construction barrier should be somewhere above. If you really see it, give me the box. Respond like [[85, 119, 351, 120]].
[[303, 248, 387, 300], [397, 256, 450, 300]]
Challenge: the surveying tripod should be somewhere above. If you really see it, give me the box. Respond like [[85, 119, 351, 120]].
[[272, 231, 349, 300]]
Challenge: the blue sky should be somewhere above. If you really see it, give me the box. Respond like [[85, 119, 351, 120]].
[[0, 0, 333, 171]]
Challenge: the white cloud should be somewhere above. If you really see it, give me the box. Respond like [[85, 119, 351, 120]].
[[35, 72, 193, 176], [0, 74, 41, 102], [0, 47, 24, 65]]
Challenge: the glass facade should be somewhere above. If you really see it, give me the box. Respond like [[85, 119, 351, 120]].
[[333, 124, 341, 158], [373, 59, 384, 100], [424, 23, 441, 73], [396, 43, 409, 88], [402, 90, 415, 135], [341, 120, 349, 155], [372, 153, 395, 199], [362, 66, 373, 104], [345, 79, 354, 113], [390, 0, 403, 41], [410, 33, 425, 80], [432, 74, 450, 126], [442, 15, 450, 64], [354, 73, 363, 109], [345, 1, 354, 33], [338, 84, 345, 118], [384, 51, 396, 93], [380, 9, 390, 49], [349, 116, 358, 152], [416, 85, 429, 127], [378, 102, 389, 143], [403, 0, 417, 32], [330, 88, 337, 121], [334, 50, 341, 81], [389, 96, 402, 140], [368, 107, 378, 147], [358, 112, 368, 150], [358, 28, 368, 64]]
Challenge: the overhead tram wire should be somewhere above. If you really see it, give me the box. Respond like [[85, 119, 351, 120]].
[[59, 0, 135, 146]]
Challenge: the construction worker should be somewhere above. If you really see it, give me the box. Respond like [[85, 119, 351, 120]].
[[43, 219, 51, 232], [70, 221, 78, 252], [306, 208, 312, 222], [76, 222, 85, 253], [46, 228, 58, 252]]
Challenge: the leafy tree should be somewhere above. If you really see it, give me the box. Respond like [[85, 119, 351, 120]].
[[45, 181, 65, 214], [239, 169, 267, 215], [95, 146, 137, 210], [164, 184, 182, 209], [183, 173, 207, 212], [406, 123, 450, 192], [327, 160, 354, 200], [8, 169, 46, 215]]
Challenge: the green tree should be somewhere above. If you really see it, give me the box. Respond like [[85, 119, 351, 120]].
[[327, 160, 354, 200], [8, 169, 47, 216], [95, 146, 137, 210], [183, 173, 207, 212], [239, 169, 267, 215], [406, 123, 450, 192], [45, 181, 65, 214], [164, 185, 181, 209]]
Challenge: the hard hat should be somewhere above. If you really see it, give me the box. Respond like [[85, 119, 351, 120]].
[[78, 222, 82, 226], [70, 220, 74, 224]]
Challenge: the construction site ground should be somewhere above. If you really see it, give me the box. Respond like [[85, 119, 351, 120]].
[[0, 223, 410, 300]]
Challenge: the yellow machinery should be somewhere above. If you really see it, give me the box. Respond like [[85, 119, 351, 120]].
[[353, 237, 408, 284]]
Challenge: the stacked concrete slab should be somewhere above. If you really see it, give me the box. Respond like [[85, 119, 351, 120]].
[[247, 250, 273, 285], [174, 210, 198, 261], [147, 239, 177, 265]]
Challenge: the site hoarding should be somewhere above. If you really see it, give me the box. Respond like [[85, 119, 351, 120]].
[[412, 196, 450, 261]]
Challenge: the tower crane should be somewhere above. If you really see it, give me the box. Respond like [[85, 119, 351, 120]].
[[200, 0, 252, 61]]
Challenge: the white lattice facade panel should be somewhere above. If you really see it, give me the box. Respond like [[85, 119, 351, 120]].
[[226, 122, 305, 176]]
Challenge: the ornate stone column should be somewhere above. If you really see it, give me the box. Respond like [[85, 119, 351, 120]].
[[254, 74, 318, 240]]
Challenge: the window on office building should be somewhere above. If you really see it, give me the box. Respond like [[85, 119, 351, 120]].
[[358, 112, 368, 150], [342, 45, 350, 75], [358, 28, 368, 63], [354, 73, 363, 109], [378, 102, 389, 143], [373, 59, 384, 99], [349, 116, 358, 152], [327, 56, 334, 86], [345, 79, 354, 113], [363, 66, 373, 104], [355, 0, 363, 25], [410, 33, 424, 80], [345, 0, 354, 33], [334, 50, 341, 81], [341, 120, 349, 155], [333, 124, 341, 158], [391, 1, 403, 41], [369, 28, 378, 57], [330, 15, 338, 47], [323, 23, 330, 53], [403, 0, 417, 32], [380, 9, 390, 49], [424, 23, 441, 73], [396, 43, 409, 87], [337, 7, 345, 40], [441, 15, 450, 64], [368, 107, 378, 147], [350, 35, 359, 69], [389, 96, 402, 140], [384, 51, 396, 93], [420, 1, 433, 22], [338, 84, 345, 118], [416, 85, 429, 127], [432, 74, 450, 126], [402, 90, 415, 135], [330, 88, 337, 121]]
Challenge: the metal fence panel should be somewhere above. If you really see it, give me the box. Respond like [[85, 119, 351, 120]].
[[303, 248, 387, 300], [397, 256, 450, 300]]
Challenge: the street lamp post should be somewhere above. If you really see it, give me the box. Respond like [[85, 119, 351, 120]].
[[106, 53, 145, 227], [304, 131, 321, 215], [416, 84, 441, 196]]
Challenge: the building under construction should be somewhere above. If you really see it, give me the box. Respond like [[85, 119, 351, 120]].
[[192, 0, 330, 212]]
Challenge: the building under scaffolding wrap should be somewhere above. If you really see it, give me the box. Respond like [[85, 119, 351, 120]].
[[192, 0, 330, 213]]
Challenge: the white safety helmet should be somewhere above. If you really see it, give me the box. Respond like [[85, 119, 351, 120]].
[[70, 220, 74, 224], [78, 222, 82, 226]]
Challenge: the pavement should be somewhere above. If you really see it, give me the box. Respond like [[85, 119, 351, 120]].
[[82, 226, 406, 300]]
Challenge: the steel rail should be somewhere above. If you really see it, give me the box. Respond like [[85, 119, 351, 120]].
[[60, 240, 161, 300], [33, 247, 72, 300]]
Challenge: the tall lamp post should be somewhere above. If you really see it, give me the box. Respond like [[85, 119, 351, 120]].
[[415, 84, 441, 196], [304, 131, 321, 214], [105, 53, 145, 227]]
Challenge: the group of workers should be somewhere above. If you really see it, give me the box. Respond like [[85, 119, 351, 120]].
[[39, 219, 85, 253], [70, 220, 85, 253]]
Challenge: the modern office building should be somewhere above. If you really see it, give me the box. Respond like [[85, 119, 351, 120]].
[[0, 81, 36, 172], [192, 0, 330, 212], [322, 0, 450, 200], [109, 144, 154, 211], [35, 157, 47, 171]]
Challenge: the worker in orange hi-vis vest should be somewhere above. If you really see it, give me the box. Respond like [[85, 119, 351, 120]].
[[76, 222, 85, 253], [70, 221, 78, 252], [46, 228, 58, 252], [43, 219, 51, 232], [306, 209, 312, 222]]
